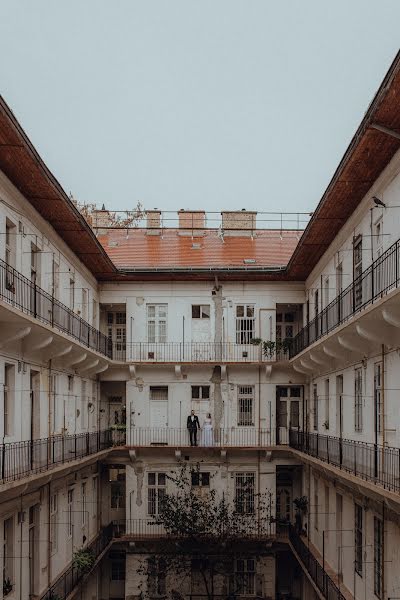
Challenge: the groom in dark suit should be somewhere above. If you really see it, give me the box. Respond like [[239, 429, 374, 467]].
[[187, 410, 201, 446]]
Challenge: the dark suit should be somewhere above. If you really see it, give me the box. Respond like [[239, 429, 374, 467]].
[[187, 415, 200, 446]]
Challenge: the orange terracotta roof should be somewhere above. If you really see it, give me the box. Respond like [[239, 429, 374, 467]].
[[97, 228, 302, 271]]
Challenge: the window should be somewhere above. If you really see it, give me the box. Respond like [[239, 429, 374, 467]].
[[5, 220, 16, 268], [52, 259, 59, 299], [4, 364, 14, 436], [237, 386, 254, 426], [192, 305, 210, 319], [234, 473, 255, 514], [3, 517, 13, 587], [67, 489, 74, 538], [374, 363, 383, 435], [353, 235, 363, 308], [110, 468, 126, 509], [313, 384, 318, 431], [81, 380, 87, 430], [147, 305, 167, 343], [191, 472, 210, 487], [69, 278, 75, 310], [148, 473, 166, 515], [50, 493, 58, 554], [92, 477, 98, 519], [235, 305, 255, 344], [276, 488, 291, 521], [148, 557, 166, 596], [107, 311, 127, 358], [81, 288, 88, 321], [30, 243, 40, 285], [235, 558, 255, 595], [81, 482, 87, 525], [191, 386, 210, 399], [336, 263, 343, 295], [355, 368, 363, 432], [355, 504, 363, 576], [314, 477, 319, 531], [111, 552, 126, 581], [324, 379, 330, 429], [374, 517, 383, 598], [324, 276, 329, 308], [92, 299, 97, 326]]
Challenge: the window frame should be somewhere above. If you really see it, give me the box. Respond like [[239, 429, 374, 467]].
[[235, 304, 255, 345], [237, 385, 254, 427]]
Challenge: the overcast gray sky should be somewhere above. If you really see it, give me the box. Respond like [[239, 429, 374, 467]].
[[0, 1, 399, 217]]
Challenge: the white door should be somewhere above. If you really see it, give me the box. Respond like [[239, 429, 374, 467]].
[[150, 387, 168, 444]]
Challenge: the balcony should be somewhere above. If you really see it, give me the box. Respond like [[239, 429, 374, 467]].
[[0, 258, 111, 358], [0, 429, 125, 485], [120, 342, 288, 364], [290, 238, 400, 358], [113, 518, 276, 540], [40, 523, 114, 600], [127, 427, 276, 448], [289, 429, 400, 494]]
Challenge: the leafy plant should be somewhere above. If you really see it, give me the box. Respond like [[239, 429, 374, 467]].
[[3, 578, 12, 596], [293, 496, 308, 514], [250, 337, 262, 345], [111, 423, 126, 431], [72, 548, 95, 573]]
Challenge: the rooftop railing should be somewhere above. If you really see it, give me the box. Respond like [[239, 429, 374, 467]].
[[0, 428, 126, 484], [40, 523, 114, 600], [0, 258, 111, 357], [128, 427, 276, 447], [289, 238, 400, 358], [116, 342, 288, 363], [289, 429, 400, 493]]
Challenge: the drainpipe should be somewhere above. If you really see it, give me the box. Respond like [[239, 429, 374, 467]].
[[47, 360, 52, 438], [19, 495, 23, 600], [47, 483, 51, 588], [382, 344, 386, 474]]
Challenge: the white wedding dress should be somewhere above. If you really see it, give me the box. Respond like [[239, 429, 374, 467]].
[[202, 417, 214, 447]]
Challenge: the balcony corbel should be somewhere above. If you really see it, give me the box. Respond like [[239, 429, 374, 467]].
[[174, 365, 182, 379], [293, 363, 309, 375], [265, 365, 272, 379], [299, 358, 314, 371], [382, 307, 400, 328], [66, 352, 88, 368], [0, 324, 31, 348], [80, 359, 100, 373], [49, 343, 73, 359], [129, 364, 137, 378], [322, 344, 342, 360], [29, 334, 54, 352], [337, 334, 364, 354], [309, 351, 329, 366], [355, 323, 385, 344]]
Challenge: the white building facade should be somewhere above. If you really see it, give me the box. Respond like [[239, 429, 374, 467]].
[[1, 53, 400, 600]]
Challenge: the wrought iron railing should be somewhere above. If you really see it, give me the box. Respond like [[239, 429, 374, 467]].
[[40, 523, 114, 600], [128, 427, 275, 447], [288, 525, 346, 600], [120, 342, 288, 363], [0, 428, 126, 484], [0, 258, 111, 357], [112, 518, 275, 539], [289, 238, 400, 358], [289, 429, 400, 493]]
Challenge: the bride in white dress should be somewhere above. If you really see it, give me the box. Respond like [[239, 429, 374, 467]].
[[202, 413, 214, 447]]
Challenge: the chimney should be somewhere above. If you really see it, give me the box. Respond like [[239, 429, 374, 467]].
[[146, 209, 161, 234], [92, 206, 111, 235], [178, 210, 206, 235], [221, 210, 257, 235]]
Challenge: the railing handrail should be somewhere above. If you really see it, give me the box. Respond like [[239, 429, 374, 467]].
[[290, 238, 400, 358], [40, 523, 114, 600], [288, 524, 346, 600], [0, 428, 126, 484], [0, 257, 111, 358], [289, 428, 400, 493], [127, 427, 278, 447]]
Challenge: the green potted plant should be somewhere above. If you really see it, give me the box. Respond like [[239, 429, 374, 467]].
[[72, 547, 95, 573], [3, 578, 12, 596]]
